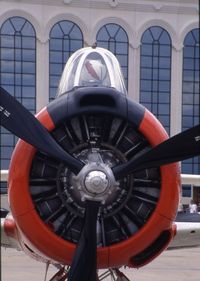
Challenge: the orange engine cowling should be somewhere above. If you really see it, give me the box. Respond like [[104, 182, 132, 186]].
[[8, 88, 180, 268]]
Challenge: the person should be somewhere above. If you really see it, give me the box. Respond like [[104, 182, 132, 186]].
[[189, 200, 198, 213], [80, 58, 109, 87]]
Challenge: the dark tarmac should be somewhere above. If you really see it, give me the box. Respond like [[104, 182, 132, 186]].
[[1, 247, 200, 281]]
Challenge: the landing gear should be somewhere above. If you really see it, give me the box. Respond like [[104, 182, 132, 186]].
[[48, 266, 131, 281], [47, 266, 68, 281], [98, 268, 130, 281]]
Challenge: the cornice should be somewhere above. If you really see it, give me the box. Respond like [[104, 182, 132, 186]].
[[0, 0, 198, 15]]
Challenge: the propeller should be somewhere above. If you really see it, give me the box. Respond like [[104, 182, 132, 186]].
[[0, 87, 100, 280], [113, 124, 200, 180], [0, 87, 84, 175], [68, 200, 100, 281], [1, 86, 199, 281]]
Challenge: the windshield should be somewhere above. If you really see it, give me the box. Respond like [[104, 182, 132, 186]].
[[57, 47, 127, 96]]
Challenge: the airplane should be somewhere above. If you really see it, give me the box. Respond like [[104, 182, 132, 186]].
[[0, 46, 200, 281]]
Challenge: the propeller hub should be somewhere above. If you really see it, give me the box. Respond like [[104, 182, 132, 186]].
[[70, 153, 120, 204], [84, 171, 108, 194]]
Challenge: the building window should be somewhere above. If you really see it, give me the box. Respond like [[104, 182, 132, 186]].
[[182, 185, 192, 198], [140, 26, 172, 134], [49, 21, 83, 100], [0, 181, 7, 194], [96, 23, 129, 89], [182, 28, 200, 175], [0, 16, 36, 170]]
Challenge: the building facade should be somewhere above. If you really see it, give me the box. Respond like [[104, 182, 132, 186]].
[[0, 0, 199, 204]]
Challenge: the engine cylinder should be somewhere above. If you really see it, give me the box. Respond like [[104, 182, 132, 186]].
[[8, 89, 180, 268]]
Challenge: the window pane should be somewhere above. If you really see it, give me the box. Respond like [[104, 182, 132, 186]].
[[140, 91, 152, 103], [159, 69, 170, 80], [140, 26, 171, 133], [182, 185, 192, 197], [0, 17, 36, 170], [22, 37, 35, 49], [140, 80, 151, 91], [159, 81, 170, 91], [22, 86, 35, 98], [50, 51, 62, 63], [160, 45, 171, 56], [159, 92, 170, 103], [22, 62, 35, 74], [22, 50, 35, 61], [159, 57, 170, 68], [97, 23, 128, 90], [184, 58, 195, 70], [150, 26, 163, 41], [141, 44, 152, 56], [141, 56, 152, 67], [49, 21, 83, 100], [182, 28, 200, 174], [182, 116, 194, 127]]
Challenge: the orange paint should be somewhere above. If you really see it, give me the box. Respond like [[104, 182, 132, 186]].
[[4, 216, 18, 239], [8, 107, 180, 268]]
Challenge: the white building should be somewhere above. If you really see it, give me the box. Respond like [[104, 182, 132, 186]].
[[0, 0, 199, 206]]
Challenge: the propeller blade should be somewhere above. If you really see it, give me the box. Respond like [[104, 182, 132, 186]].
[[68, 200, 100, 281], [0, 87, 84, 175], [113, 125, 200, 179]]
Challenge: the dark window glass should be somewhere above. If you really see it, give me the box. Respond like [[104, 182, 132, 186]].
[[182, 28, 200, 174], [0, 181, 7, 194], [182, 185, 192, 197], [96, 23, 129, 89], [0, 17, 36, 170], [140, 26, 172, 134], [49, 21, 83, 100]]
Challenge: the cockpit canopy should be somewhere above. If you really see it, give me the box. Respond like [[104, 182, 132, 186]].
[[57, 47, 127, 96]]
